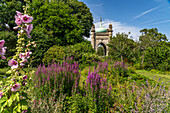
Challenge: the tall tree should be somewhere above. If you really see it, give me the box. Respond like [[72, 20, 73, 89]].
[[107, 32, 135, 62], [139, 28, 168, 65]]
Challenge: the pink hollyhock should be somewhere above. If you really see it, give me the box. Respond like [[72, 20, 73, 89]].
[[13, 26, 20, 30], [25, 51, 32, 58], [19, 53, 26, 60], [8, 59, 18, 69], [0, 40, 5, 48], [15, 15, 22, 25], [24, 24, 33, 38], [11, 84, 20, 92], [16, 11, 22, 16], [0, 91, 3, 98], [26, 24, 33, 34], [0, 47, 7, 59], [22, 14, 33, 23], [23, 75, 27, 80]]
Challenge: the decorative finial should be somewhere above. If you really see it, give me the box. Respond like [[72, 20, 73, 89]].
[[100, 17, 102, 26], [100, 17, 102, 22]]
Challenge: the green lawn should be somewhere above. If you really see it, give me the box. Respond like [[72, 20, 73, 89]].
[[136, 70, 170, 86]]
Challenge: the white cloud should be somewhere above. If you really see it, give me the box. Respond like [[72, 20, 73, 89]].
[[85, 19, 141, 42]]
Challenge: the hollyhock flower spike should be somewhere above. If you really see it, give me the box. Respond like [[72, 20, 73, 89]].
[[0, 91, 3, 98], [11, 84, 20, 92], [8, 59, 18, 69], [22, 14, 33, 23], [0, 40, 5, 48]]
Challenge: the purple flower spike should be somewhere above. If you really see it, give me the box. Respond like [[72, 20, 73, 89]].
[[8, 59, 18, 69], [23, 75, 27, 80], [11, 84, 20, 92], [0, 91, 3, 98]]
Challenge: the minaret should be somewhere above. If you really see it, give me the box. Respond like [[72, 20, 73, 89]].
[[108, 24, 113, 41], [91, 24, 95, 50]]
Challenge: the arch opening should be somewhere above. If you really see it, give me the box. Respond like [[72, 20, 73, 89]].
[[97, 43, 106, 56]]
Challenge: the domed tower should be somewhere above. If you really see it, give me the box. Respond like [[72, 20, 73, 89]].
[[91, 18, 113, 56]]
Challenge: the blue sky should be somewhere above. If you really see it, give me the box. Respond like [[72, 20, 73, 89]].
[[79, 0, 170, 41]]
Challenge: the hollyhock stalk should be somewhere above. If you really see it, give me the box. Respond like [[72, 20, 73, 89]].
[[0, 4, 36, 113]]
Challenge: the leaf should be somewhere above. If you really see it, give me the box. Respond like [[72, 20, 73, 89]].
[[3, 109, 10, 113], [15, 92, 20, 101], [6, 70, 12, 75], [0, 96, 7, 104], [7, 95, 13, 107]]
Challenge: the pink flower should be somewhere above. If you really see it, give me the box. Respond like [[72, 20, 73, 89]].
[[0, 40, 5, 48], [8, 59, 18, 69], [24, 24, 33, 38], [19, 53, 26, 60], [11, 84, 20, 92], [23, 75, 27, 80], [0, 91, 3, 98], [15, 15, 22, 25], [22, 14, 33, 23], [26, 51, 32, 58], [16, 11, 22, 16], [13, 26, 20, 30], [0, 47, 7, 59], [26, 24, 33, 34]]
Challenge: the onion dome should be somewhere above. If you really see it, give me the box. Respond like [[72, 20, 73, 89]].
[[96, 17, 107, 33]]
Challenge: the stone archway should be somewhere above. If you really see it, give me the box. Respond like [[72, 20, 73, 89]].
[[90, 19, 113, 56]]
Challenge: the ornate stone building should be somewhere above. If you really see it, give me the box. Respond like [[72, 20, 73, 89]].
[[91, 18, 113, 56]]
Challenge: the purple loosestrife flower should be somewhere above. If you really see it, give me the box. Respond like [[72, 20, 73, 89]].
[[0, 91, 3, 98], [8, 59, 18, 69], [11, 84, 20, 92]]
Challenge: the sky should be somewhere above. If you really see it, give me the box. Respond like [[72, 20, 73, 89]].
[[79, 0, 170, 41]]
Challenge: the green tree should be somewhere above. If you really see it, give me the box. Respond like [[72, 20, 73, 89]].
[[67, 0, 93, 37], [107, 32, 135, 62], [144, 43, 170, 71], [0, 0, 23, 31], [139, 28, 168, 65], [97, 46, 105, 56], [29, 1, 84, 46]]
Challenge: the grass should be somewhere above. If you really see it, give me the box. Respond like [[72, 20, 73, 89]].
[[136, 70, 170, 86]]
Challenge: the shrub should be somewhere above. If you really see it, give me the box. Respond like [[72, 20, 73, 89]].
[[42, 45, 66, 66], [43, 41, 100, 69]]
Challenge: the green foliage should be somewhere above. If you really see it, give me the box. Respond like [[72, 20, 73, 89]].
[[29, 1, 84, 46], [107, 32, 136, 62], [43, 41, 100, 68], [43, 45, 66, 65], [0, 31, 17, 67], [67, 0, 93, 37], [0, 0, 23, 31], [144, 43, 170, 71], [97, 46, 105, 56]]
